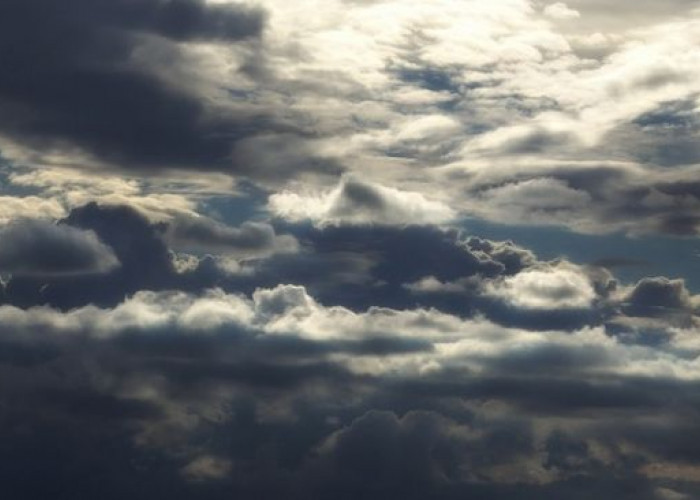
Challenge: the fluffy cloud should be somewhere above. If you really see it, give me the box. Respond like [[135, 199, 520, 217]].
[[165, 215, 299, 257], [0, 282, 699, 497], [0, 220, 119, 276], [269, 177, 455, 226], [1, 0, 699, 237], [621, 277, 699, 322], [0, 0, 268, 173], [0, 195, 66, 224], [543, 2, 581, 20], [1, 1, 700, 498], [487, 265, 597, 310]]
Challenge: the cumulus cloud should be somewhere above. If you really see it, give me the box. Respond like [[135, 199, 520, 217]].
[[269, 177, 455, 226], [487, 265, 597, 310], [0, 282, 699, 497], [543, 2, 581, 20], [0, 0, 699, 236], [4, 163, 228, 223], [1, 1, 700, 498], [165, 215, 299, 257], [0, 0, 266, 172], [621, 277, 699, 321], [0, 220, 119, 276]]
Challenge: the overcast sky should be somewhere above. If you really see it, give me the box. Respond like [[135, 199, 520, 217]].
[[1, 1, 700, 498]]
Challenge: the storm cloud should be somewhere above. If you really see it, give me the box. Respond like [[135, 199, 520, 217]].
[[0, 0, 265, 170], [1, 1, 700, 499], [0, 220, 119, 276]]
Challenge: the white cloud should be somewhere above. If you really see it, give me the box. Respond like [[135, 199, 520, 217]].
[[472, 178, 593, 228], [6, 165, 227, 222], [543, 3, 581, 20], [269, 176, 455, 226], [0, 195, 66, 224], [2, 0, 700, 237], [1, 282, 698, 380], [487, 265, 597, 310]]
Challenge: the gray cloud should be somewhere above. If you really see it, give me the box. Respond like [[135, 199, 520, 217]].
[[0, 0, 266, 172], [166, 215, 298, 257], [1, 1, 700, 498], [622, 277, 697, 321], [0, 219, 119, 276], [0, 282, 698, 498]]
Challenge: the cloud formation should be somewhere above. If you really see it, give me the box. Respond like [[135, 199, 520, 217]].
[[269, 177, 455, 227], [165, 215, 299, 257], [0, 280, 699, 498], [0, 220, 119, 276], [0, 0, 265, 171], [1, 1, 700, 498]]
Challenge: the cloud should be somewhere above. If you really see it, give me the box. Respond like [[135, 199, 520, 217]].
[[4, 163, 221, 223], [0, 282, 699, 497], [0, 203, 186, 308], [622, 277, 698, 320], [543, 3, 581, 20], [1, 0, 699, 238], [269, 177, 455, 226], [0, 219, 119, 276], [0, 0, 266, 172], [472, 178, 594, 228], [181, 455, 233, 481], [0, 195, 66, 224], [165, 215, 299, 257], [487, 265, 597, 310], [1, 1, 700, 498]]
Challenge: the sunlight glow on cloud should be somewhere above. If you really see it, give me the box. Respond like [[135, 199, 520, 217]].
[[269, 176, 455, 226], [1, 0, 700, 497]]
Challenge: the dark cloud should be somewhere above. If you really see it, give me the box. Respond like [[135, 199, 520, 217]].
[[0, 322, 694, 499], [2, 203, 178, 308], [246, 225, 517, 312], [0, 219, 119, 276], [472, 299, 608, 332], [465, 236, 536, 275], [0, 202, 297, 309], [0, 0, 266, 171], [654, 213, 700, 237], [0, 280, 699, 499], [0, 210, 609, 332], [624, 276, 694, 317], [601, 99, 700, 168], [166, 215, 297, 257], [1, 1, 700, 498], [619, 277, 698, 331], [497, 129, 576, 156]]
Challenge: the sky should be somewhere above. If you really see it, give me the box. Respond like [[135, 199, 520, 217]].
[[1, 1, 700, 498]]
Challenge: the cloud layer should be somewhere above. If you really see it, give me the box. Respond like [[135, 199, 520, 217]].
[[1, 1, 700, 499], [1, 277, 700, 498]]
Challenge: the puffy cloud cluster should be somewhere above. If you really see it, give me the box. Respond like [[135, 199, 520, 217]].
[[0, 0, 699, 236], [0, 0, 267, 172], [0, 203, 697, 500], [165, 215, 299, 257], [1, 0, 700, 498], [1, 278, 700, 498], [269, 176, 455, 227], [0, 220, 119, 276], [486, 266, 597, 310]]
